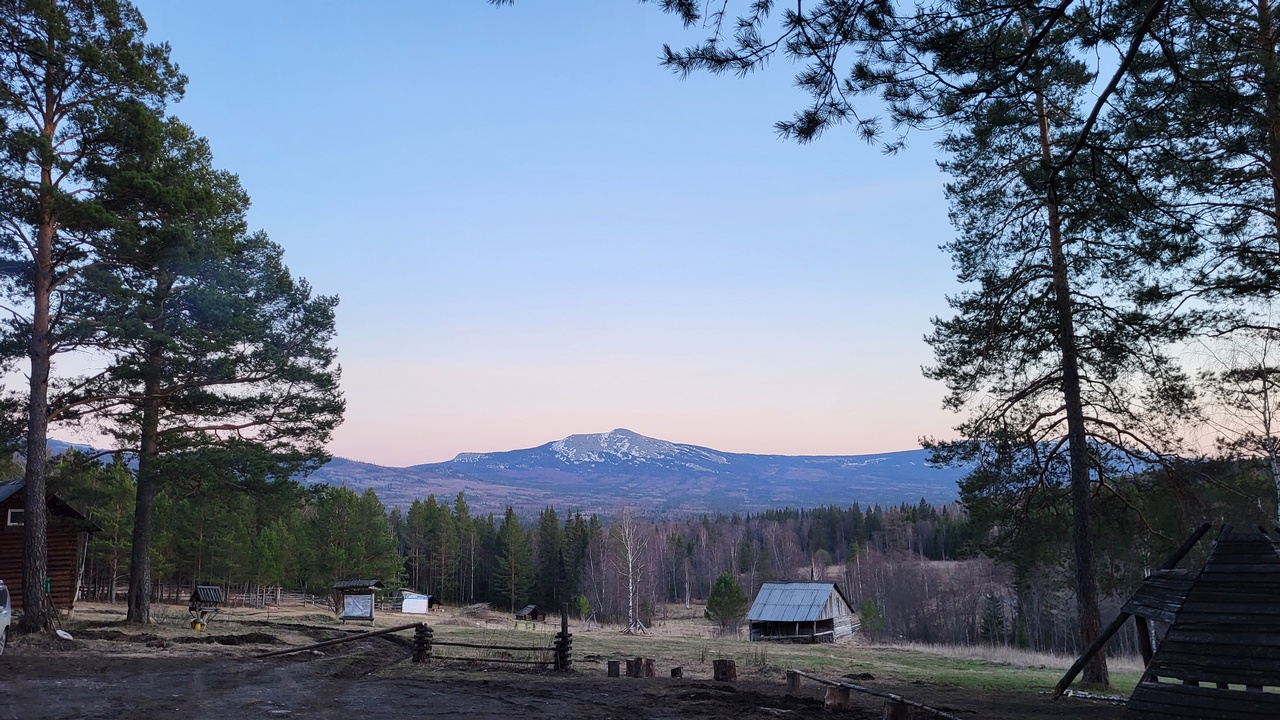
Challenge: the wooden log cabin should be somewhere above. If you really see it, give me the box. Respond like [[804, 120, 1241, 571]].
[[0, 479, 100, 612]]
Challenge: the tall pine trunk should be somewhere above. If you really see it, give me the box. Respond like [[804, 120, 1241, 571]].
[[19, 220, 54, 632], [1260, 0, 1280, 525], [126, 325, 166, 623], [1035, 88, 1108, 686], [17, 27, 63, 630]]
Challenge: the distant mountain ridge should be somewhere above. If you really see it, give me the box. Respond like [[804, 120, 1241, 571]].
[[310, 428, 968, 516]]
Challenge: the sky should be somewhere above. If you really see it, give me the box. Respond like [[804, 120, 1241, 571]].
[[122, 0, 964, 467]]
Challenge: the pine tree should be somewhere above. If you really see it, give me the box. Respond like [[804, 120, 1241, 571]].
[[1124, 0, 1280, 523], [0, 0, 183, 632], [59, 115, 343, 622]]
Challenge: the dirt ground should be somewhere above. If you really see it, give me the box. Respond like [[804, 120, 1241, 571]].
[[0, 606, 1128, 720]]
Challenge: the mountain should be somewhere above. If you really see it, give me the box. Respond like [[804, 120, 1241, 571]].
[[308, 428, 968, 516]]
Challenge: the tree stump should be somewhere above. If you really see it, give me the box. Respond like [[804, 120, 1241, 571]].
[[608, 660, 621, 678], [824, 686, 851, 710], [785, 670, 801, 694], [883, 699, 912, 719], [642, 658, 656, 678], [670, 667, 683, 679], [713, 659, 737, 682]]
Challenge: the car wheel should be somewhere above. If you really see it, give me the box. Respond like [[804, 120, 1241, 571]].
[[0, 628, 6, 656]]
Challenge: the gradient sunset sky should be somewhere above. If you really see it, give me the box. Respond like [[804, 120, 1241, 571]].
[[126, 0, 963, 466]]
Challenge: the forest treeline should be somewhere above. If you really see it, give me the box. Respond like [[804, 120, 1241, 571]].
[[45, 449, 1272, 657]]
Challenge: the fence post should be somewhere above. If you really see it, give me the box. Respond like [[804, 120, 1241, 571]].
[[554, 607, 573, 671], [413, 623, 433, 663]]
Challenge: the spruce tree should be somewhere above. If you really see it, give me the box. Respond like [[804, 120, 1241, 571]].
[[705, 571, 747, 633], [492, 507, 532, 613], [533, 506, 564, 608]]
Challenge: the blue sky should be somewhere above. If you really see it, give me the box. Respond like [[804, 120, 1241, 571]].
[[128, 0, 962, 466]]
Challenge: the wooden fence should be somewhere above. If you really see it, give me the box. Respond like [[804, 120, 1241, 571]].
[[413, 609, 573, 671]]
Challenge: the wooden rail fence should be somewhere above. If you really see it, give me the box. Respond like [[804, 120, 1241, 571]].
[[413, 608, 573, 671], [254, 609, 572, 672]]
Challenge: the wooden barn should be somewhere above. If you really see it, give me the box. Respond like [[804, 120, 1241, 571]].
[[1056, 524, 1280, 718], [0, 479, 100, 612], [747, 581, 858, 643], [516, 604, 546, 622]]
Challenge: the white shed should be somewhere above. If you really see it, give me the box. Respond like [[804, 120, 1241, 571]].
[[401, 590, 431, 614]]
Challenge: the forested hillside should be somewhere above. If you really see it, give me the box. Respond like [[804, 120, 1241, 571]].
[[38, 449, 1271, 659]]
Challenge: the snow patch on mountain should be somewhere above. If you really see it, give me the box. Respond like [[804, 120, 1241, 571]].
[[550, 428, 729, 467]]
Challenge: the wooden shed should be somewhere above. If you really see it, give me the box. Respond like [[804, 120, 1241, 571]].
[[516, 604, 546, 622], [1057, 525, 1280, 718], [747, 581, 858, 643], [333, 579, 384, 624], [0, 479, 100, 613]]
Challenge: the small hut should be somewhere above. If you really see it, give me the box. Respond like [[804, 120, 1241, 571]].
[[0, 479, 101, 613], [333, 579, 384, 624], [747, 581, 858, 643], [516, 604, 546, 622]]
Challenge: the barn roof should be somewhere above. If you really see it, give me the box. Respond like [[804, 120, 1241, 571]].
[[747, 581, 853, 623], [517, 604, 541, 616]]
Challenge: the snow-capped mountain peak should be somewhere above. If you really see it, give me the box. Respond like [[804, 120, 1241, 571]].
[[550, 428, 728, 467]]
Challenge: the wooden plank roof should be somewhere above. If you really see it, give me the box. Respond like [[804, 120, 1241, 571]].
[[333, 579, 384, 591], [1126, 529, 1280, 719], [1122, 568, 1197, 624]]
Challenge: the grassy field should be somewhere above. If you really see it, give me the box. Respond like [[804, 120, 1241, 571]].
[[419, 606, 1143, 697], [70, 599, 1141, 700]]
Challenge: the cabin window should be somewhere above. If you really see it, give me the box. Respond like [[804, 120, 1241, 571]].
[[6, 508, 23, 526]]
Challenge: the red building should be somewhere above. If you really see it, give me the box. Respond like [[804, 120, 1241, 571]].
[[0, 479, 100, 612]]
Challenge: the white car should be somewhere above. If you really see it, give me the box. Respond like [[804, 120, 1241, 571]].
[[0, 579, 9, 654]]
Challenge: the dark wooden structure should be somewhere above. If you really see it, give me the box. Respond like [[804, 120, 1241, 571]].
[[515, 604, 545, 622], [188, 585, 225, 630], [0, 479, 100, 612], [1057, 525, 1280, 719], [333, 579, 384, 624]]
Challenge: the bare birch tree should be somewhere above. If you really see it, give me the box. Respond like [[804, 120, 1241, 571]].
[[610, 508, 649, 634]]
